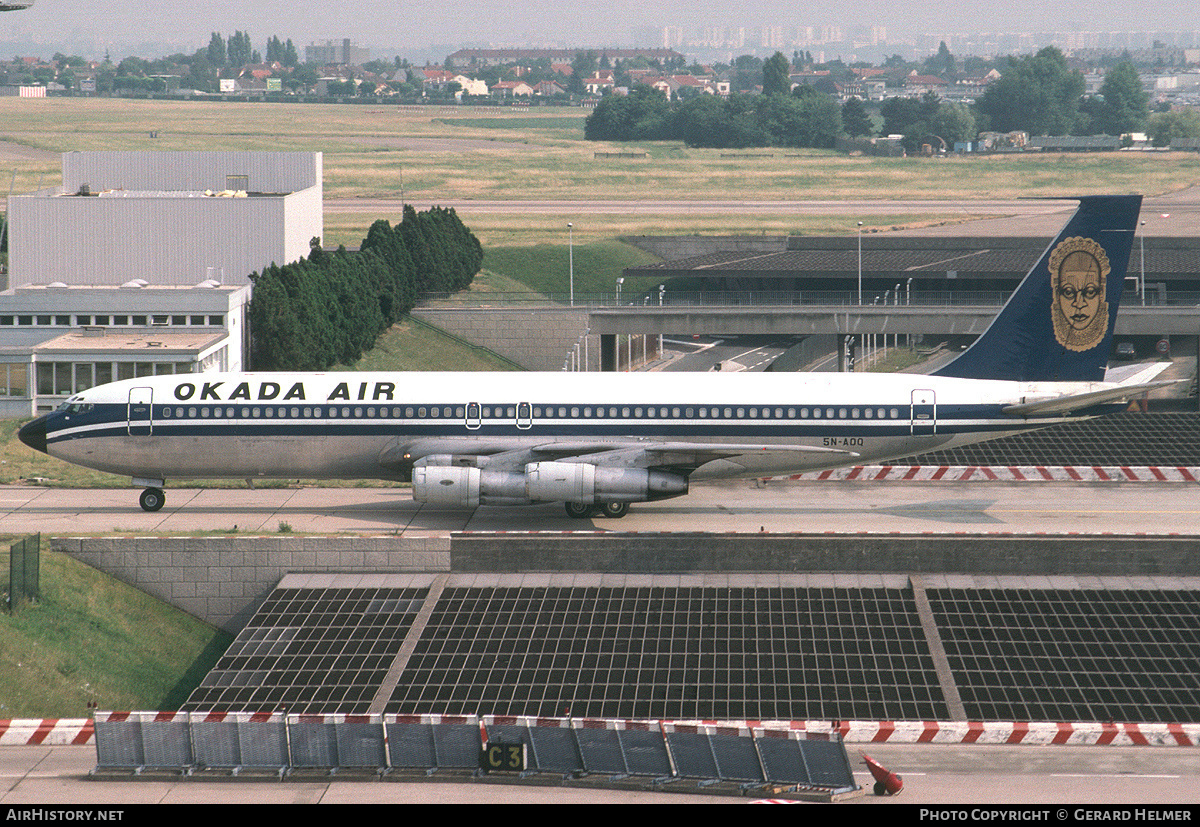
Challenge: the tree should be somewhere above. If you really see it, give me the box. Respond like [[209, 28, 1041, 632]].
[[207, 33, 226, 68], [975, 47, 1085, 135], [931, 102, 976, 145], [1094, 60, 1149, 135], [227, 31, 253, 67], [568, 50, 599, 94], [924, 41, 955, 77], [731, 54, 763, 92], [584, 87, 670, 141], [842, 96, 873, 137], [1147, 108, 1200, 147], [762, 51, 791, 97]]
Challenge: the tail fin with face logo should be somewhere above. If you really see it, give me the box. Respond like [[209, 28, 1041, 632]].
[[932, 195, 1142, 383]]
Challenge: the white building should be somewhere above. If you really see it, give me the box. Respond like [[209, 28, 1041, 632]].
[[1, 151, 322, 415], [0, 282, 250, 416], [8, 151, 322, 288]]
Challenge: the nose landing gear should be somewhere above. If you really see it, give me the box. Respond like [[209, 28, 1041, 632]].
[[139, 487, 165, 512]]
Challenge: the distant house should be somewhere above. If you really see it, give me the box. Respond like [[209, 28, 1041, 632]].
[[453, 75, 488, 96], [419, 68, 456, 91], [904, 73, 949, 96], [583, 75, 614, 95], [533, 79, 566, 96], [672, 74, 715, 96], [491, 80, 534, 97]]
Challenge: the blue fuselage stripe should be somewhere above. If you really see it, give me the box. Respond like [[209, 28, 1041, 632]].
[[43, 401, 1065, 445]]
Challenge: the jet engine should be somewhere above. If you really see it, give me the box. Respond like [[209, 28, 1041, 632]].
[[412, 459, 688, 507], [526, 461, 687, 504]]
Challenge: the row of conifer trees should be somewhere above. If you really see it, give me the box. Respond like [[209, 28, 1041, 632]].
[[247, 205, 482, 370]]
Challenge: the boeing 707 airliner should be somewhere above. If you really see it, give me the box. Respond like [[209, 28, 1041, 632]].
[[19, 195, 1170, 517]]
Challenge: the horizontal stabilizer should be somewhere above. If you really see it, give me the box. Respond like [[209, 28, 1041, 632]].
[[1001, 379, 1185, 417]]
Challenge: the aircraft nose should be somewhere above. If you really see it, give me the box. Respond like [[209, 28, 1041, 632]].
[[18, 416, 48, 454]]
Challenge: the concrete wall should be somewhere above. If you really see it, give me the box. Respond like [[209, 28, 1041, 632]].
[[413, 307, 590, 371], [621, 235, 788, 260], [50, 535, 450, 633], [450, 533, 1200, 576], [53, 531, 1200, 636]]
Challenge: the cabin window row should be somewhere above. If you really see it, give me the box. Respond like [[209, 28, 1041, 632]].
[[159, 405, 905, 421]]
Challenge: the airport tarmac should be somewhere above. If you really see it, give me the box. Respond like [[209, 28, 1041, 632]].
[[2, 479, 1199, 536], [2, 742, 1198, 805]]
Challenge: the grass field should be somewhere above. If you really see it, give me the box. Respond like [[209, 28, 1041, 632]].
[[0, 537, 231, 718], [3, 98, 1198, 219]]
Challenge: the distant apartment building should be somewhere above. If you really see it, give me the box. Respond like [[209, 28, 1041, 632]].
[[444, 48, 684, 68], [305, 39, 370, 66]]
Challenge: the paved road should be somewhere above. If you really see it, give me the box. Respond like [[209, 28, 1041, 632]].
[[328, 197, 1076, 216], [3, 480, 1200, 536], [2, 743, 1197, 805], [329, 190, 1198, 236]]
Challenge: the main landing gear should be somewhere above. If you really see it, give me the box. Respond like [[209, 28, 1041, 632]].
[[139, 487, 166, 512], [564, 502, 629, 519]]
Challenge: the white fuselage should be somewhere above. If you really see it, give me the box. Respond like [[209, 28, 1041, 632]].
[[40, 370, 1103, 487]]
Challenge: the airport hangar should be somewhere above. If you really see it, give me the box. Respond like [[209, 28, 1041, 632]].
[[0, 150, 322, 416]]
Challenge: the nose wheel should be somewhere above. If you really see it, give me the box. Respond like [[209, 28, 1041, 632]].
[[139, 487, 166, 512]]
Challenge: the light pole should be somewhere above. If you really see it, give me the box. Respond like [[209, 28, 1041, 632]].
[[658, 284, 665, 359], [893, 284, 900, 348], [857, 221, 864, 304], [567, 222, 574, 307], [1139, 220, 1146, 307], [906, 277, 914, 348]]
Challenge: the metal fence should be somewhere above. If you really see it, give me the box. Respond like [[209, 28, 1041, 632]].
[[92, 711, 858, 793], [4, 533, 39, 614]]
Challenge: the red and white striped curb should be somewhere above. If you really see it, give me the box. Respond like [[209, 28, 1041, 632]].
[[706, 720, 1200, 746], [0, 718, 94, 745], [776, 465, 1200, 483], [7, 715, 1199, 747]]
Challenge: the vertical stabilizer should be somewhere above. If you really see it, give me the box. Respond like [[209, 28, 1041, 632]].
[[933, 195, 1142, 382]]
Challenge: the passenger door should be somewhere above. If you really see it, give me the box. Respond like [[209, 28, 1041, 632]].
[[128, 387, 153, 436], [910, 389, 936, 436]]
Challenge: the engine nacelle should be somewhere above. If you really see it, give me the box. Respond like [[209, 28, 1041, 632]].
[[413, 465, 480, 507], [526, 461, 688, 504], [412, 465, 529, 507], [415, 460, 689, 507]]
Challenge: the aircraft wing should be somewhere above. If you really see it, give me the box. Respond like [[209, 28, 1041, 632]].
[[541, 441, 859, 469], [1001, 379, 1186, 417]]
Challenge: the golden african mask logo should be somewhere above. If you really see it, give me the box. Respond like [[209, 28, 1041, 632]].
[[1049, 237, 1110, 352]]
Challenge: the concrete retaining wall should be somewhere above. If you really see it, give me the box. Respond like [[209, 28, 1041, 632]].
[[53, 532, 1200, 635], [620, 235, 788, 260], [50, 535, 450, 633], [413, 307, 590, 371], [450, 533, 1200, 576]]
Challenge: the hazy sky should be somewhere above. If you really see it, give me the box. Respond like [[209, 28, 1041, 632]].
[[0, 1, 1195, 60]]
